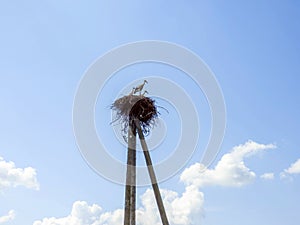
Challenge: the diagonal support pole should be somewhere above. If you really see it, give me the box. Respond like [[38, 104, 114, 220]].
[[136, 121, 170, 225]]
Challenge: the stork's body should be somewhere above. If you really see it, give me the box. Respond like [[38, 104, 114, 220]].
[[134, 80, 148, 95]]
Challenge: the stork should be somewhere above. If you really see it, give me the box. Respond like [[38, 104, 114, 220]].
[[141, 90, 148, 96], [134, 80, 148, 95]]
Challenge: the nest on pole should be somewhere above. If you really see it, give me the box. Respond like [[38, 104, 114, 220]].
[[111, 94, 158, 136]]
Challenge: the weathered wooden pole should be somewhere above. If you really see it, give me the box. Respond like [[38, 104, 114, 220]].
[[136, 121, 170, 225], [124, 126, 136, 225], [112, 83, 165, 225]]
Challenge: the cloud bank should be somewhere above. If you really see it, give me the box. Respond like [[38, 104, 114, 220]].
[[180, 140, 276, 187], [33, 140, 274, 225], [33, 186, 204, 225], [0, 156, 39, 191]]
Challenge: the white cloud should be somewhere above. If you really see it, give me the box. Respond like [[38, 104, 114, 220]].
[[0, 210, 15, 224], [260, 173, 274, 180], [33, 201, 103, 225], [0, 156, 39, 191], [280, 158, 300, 179], [284, 158, 300, 174], [33, 186, 204, 225], [180, 140, 276, 187], [137, 185, 204, 225]]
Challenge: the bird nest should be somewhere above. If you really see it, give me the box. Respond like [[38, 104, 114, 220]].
[[111, 95, 158, 137]]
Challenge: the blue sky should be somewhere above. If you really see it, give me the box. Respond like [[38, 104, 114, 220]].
[[0, 1, 300, 224]]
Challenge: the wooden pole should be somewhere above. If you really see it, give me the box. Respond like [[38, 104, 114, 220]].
[[136, 122, 170, 225], [130, 126, 136, 225], [124, 126, 136, 225]]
